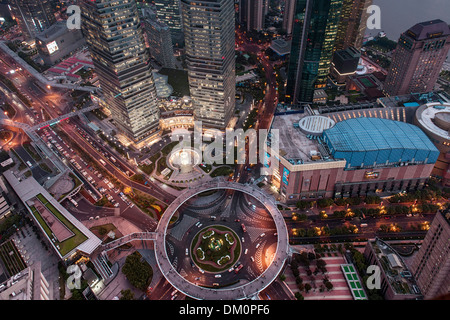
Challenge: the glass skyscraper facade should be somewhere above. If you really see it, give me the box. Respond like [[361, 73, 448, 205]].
[[285, 0, 343, 104], [181, 0, 235, 130], [80, 0, 160, 142]]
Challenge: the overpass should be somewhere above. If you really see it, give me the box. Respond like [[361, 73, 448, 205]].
[[0, 41, 97, 93], [0, 104, 101, 132], [153, 178, 289, 300], [100, 232, 157, 252]]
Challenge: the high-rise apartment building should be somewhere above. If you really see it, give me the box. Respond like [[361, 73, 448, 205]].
[[141, 9, 176, 69], [384, 19, 450, 97], [181, 0, 235, 130], [285, 0, 343, 104], [80, 0, 160, 143], [334, 0, 372, 51], [410, 208, 450, 299], [154, 0, 184, 47], [282, 0, 296, 36], [8, 0, 56, 39]]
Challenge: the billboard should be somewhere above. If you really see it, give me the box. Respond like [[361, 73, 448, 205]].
[[46, 40, 59, 54]]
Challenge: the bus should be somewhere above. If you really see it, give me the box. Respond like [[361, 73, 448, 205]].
[[69, 198, 78, 207]]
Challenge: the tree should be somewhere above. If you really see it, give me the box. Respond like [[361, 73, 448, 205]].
[[122, 251, 153, 291], [324, 281, 333, 291], [295, 292, 304, 300], [304, 283, 312, 293], [120, 289, 135, 300]]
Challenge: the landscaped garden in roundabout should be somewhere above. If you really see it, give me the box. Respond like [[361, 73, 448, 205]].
[[191, 225, 241, 273]]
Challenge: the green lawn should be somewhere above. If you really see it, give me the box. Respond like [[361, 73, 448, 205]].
[[30, 193, 88, 257]]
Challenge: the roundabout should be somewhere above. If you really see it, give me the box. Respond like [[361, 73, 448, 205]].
[[191, 225, 241, 273], [154, 178, 289, 300]]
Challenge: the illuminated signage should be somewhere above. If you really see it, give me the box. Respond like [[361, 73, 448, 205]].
[[46, 41, 59, 54], [282, 167, 290, 185], [365, 171, 379, 179], [264, 152, 270, 168]]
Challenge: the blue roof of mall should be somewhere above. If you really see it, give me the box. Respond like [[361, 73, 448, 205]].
[[323, 118, 440, 167]]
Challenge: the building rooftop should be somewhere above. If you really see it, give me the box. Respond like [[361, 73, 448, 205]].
[[415, 102, 450, 141], [35, 21, 68, 42], [270, 39, 292, 56], [369, 238, 422, 297], [2, 171, 101, 259], [323, 118, 440, 165], [406, 19, 450, 41]]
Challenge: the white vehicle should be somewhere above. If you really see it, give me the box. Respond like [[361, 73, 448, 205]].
[[185, 248, 188, 255], [256, 243, 260, 249], [250, 256, 255, 262], [214, 274, 221, 278], [26, 161, 32, 167], [244, 249, 248, 254]]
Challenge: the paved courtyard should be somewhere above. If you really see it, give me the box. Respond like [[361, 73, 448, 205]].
[[284, 253, 354, 300]]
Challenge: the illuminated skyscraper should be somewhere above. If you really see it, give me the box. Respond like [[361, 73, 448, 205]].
[[334, 0, 373, 51], [384, 19, 450, 96], [154, 0, 184, 46], [410, 208, 450, 299], [181, 0, 235, 130], [80, 0, 160, 143], [8, 0, 56, 39], [285, 0, 343, 104]]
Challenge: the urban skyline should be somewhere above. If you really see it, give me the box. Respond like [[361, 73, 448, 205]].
[[0, 0, 447, 308]]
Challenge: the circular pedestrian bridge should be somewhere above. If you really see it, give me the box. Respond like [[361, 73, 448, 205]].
[[154, 178, 289, 300]]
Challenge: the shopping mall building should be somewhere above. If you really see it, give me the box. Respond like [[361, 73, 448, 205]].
[[267, 108, 440, 204]]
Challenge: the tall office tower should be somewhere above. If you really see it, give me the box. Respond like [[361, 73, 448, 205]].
[[154, 0, 184, 47], [142, 11, 176, 69], [181, 0, 235, 130], [8, 0, 56, 39], [238, 0, 265, 32], [238, 0, 248, 25], [384, 20, 450, 97], [247, 0, 265, 32], [80, 0, 160, 143], [282, 0, 296, 36], [410, 209, 450, 299], [285, 0, 343, 104], [334, 0, 372, 51]]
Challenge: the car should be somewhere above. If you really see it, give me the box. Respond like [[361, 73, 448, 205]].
[[215, 274, 221, 278], [95, 216, 100, 220], [185, 248, 188, 255], [89, 217, 94, 220], [244, 249, 248, 254], [250, 256, 254, 262]]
